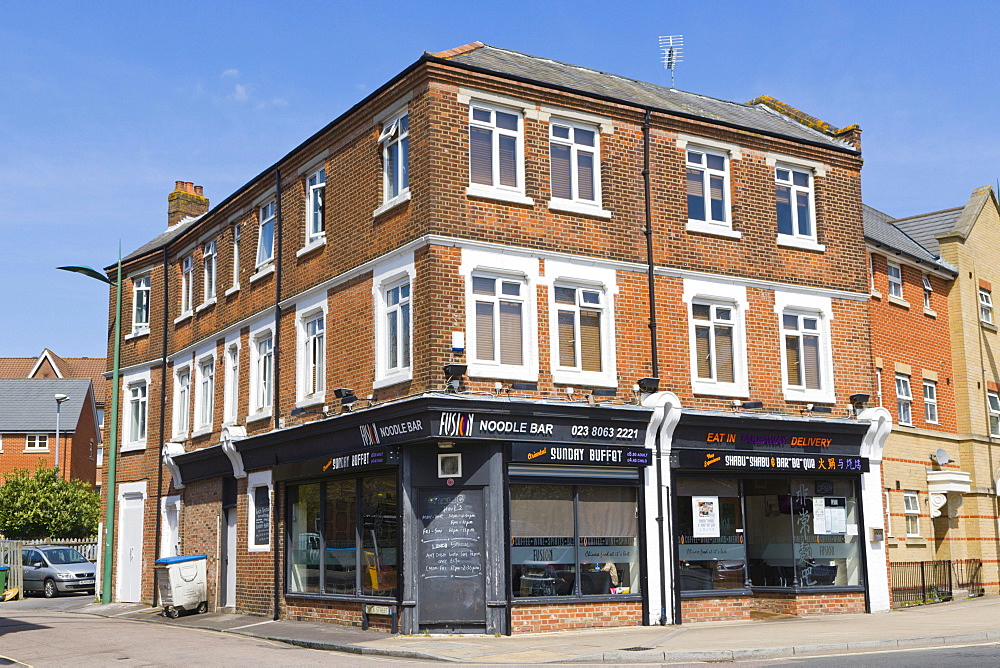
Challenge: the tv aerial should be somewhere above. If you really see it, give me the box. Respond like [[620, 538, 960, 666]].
[[659, 35, 684, 88]]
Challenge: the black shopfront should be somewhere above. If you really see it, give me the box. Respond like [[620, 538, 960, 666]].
[[669, 413, 870, 611]]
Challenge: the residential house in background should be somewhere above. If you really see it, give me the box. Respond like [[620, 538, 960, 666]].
[[100, 43, 891, 633]]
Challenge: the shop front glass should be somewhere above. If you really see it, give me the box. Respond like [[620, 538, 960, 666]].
[[677, 475, 862, 593], [510, 483, 640, 598]]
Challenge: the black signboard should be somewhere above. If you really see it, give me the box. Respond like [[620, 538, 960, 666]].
[[272, 447, 399, 482], [673, 449, 868, 474], [253, 485, 270, 546], [511, 443, 652, 467], [417, 490, 486, 625], [672, 420, 865, 458], [435, 411, 646, 446]]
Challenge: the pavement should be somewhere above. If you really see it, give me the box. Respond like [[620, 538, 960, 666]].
[[67, 596, 1000, 663]]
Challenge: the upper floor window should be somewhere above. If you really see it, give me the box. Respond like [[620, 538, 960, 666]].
[[980, 288, 993, 324], [223, 343, 239, 424], [472, 274, 525, 368], [303, 314, 325, 398], [903, 491, 920, 536], [554, 285, 603, 373], [257, 201, 276, 267], [132, 275, 150, 332], [686, 149, 728, 226], [549, 121, 598, 206], [254, 334, 274, 412], [174, 366, 191, 436], [469, 104, 522, 193], [989, 390, 1000, 437], [692, 302, 736, 386], [922, 275, 933, 310], [25, 434, 48, 451], [232, 224, 242, 289], [196, 358, 215, 430], [180, 256, 194, 315], [385, 281, 411, 373], [923, 379, 938, 424], [202, 240, 217, 302], [775, 166, 815, 241], [887, 262, 903, 299], [782, 312, 823, 391], [380, 113, 409, 203], [128, 382, 148, 444], [895, 374, 912, 426], [306, 168, 326, 243]]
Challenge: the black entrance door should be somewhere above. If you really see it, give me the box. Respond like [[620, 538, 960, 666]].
[[417, 489, 486, 627]]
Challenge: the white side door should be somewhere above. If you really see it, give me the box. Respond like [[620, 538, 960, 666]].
[[117, 482, 146, 602], [221, 508, 237, 608]]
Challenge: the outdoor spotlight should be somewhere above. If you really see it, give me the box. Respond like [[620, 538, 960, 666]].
[[741, 401, 764, 409], [636, 377, 660, 393], [333, 388, 357, 404], [810, 405, 833, 414], [443, 364, 468, 378], [849, 393, 870, 407]]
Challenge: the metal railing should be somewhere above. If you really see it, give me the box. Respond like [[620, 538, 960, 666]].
[[890, 559, 953, 607], [952, 558, 985, 598], [1, 540, 25, 598]]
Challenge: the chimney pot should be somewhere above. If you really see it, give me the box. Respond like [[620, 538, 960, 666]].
[[185, 181, 194, 193], [174, 180, 185, 192], [168, 180, 210, 227], [194, 185, 204, 196]]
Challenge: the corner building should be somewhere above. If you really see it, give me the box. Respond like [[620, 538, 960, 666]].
[[103, 43, 891, 633]]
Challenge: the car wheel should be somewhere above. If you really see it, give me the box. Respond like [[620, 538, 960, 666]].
[[43, 579, 58, 598], [196, 601, 208, 614], [166, 606, 180, 619]]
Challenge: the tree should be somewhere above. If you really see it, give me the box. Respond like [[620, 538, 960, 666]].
[[0, 464, 100, 539]]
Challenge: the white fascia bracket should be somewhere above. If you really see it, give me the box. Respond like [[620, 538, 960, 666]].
[[221, 425, 248, 478], [162, 441, 187, 490]]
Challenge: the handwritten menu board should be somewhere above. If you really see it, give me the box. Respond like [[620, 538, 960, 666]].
[[254, 485, 270, 546], [418, 490, 486, 624]]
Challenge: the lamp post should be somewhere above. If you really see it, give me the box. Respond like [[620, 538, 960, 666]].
[[59, 250, 122, 605], [54, 393, 69, 476]]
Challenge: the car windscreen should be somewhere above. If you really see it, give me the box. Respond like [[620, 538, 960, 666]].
[[43, 548, 89, 564]]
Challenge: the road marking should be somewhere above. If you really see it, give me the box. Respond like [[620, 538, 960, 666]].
[[229, 620, 276, 630], [0, 655, 32, 667]]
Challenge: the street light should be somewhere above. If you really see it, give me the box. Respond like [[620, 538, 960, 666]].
[[58, 250, 122, 605], [54, 393, 69, 475]]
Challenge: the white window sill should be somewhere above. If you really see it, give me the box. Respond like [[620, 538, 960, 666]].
[[295, 394, 326, 409], [191, 426, 213, 438], [924, 308, 937, 318], [195, 298, 217, 313], [125, 329, 150, 341], [121, 440, 146, 453], [783, 387, 836, 404], [905, 535, 926, 544], [173, 312, 193, 325], [246, 409, 272, 424], [686, 220, 742, 239], [550, 369, 618, 388], [374, 370, 413, 390], [467, 362, 537, 382], [225, 285, 240, 297], [296, 236, 326, 258], [373, 191, 412, 218], [982, 321, 998, 333], [248, 544, 271, 553], [777, 235, 826, 252], [871, 289, 882, 299], [547, 199, 612, 219], [466, 185, 534, 207], [691, 382, 750, 399], [250, 264, 275, 284], [24, 449, 50, 454], [172, 430, 190, 441], [888, 295, 910, 309]]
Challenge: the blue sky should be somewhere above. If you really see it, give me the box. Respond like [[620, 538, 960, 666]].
[[1, 1, 997, 358]]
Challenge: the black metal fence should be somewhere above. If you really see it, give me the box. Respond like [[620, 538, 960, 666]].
[[952, 558, 985, 598], [889, 560, 953, 607]]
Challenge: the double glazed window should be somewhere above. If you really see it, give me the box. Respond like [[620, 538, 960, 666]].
[[692, 302, 735, 385], [686, 149, 728, 225], [129, 383, 147, 443], [197, 359, 214, 429], [303, 315, 325, 397], [203, 240, 216, 302], [174, 367, 191, 436], [180, 256, 194, 315], [554, 286, 602, 372], [306, 168, 326, 243], [287, 474, 398, 598], [783, 312, 822, 390], [922, 275, 933, 309], [895, 374, 912, 426], [384, 281, 411, 373], [887, 263, 903, 299], [26, 434, 48, 451], [775, 166, 814, 240], [903, 491, 920, 536], [231, 224, 241, 288], [989, 390, 1000, 437], [549, 121, 598, 205], [510, 484, 639, 598], [472, 275, 524, 367], [380, 113, 409, 202], [254, 334, 274, 412], [223, 344, 239, 424], [980, 288, 994, 324], [132, 275, 150, 332], [469, 104, 522, 192], [257, 201, 276, 267], [923, 380, 938, 424]]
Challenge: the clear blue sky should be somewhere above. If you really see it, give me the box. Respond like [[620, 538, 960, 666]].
[[1, 1, 997, 358]]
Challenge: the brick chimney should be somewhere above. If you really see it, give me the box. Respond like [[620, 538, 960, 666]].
[[168, 181, 210, 227]]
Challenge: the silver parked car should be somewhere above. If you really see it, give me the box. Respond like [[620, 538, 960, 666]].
[[21, 546, 96, 597]]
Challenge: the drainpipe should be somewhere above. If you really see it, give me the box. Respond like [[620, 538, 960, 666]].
[[642, 109, 659, 378], [271, 167, 283, 619], [153, 246, 170, 604]]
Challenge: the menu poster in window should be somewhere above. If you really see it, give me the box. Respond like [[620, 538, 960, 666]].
[[827, 497, 847, 534], [254, 485, 270, 546], [692, 496, 720, 538], [812, 497, 829, 535]]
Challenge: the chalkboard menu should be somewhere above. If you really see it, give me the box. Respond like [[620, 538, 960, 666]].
[[254, 485, 270, 546], [417, 489, 485, 625]]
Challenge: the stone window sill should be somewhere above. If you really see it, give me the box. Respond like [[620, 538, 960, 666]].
[[466, 185, 534, 207], [296, 236, 326, 258], [686, 220, 742, 239], [250, 264, 275, 284], [548, 199, 612, 219], [173, 312, 193, 326], [888, 294, 910, 309], [373, 191, 411, 218], [776, 234, 825, 252]]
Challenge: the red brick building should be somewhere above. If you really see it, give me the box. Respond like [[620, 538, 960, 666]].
[[102, 43, 891, 632]]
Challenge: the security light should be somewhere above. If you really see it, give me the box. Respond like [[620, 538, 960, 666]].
[[636, 377, 660, 393]]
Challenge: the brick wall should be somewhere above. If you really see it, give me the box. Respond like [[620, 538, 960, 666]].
[[681, 591, 865, 622], [510, 600, 643, 633]]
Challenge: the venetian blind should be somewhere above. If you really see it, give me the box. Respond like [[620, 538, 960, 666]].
[[557, 310, 576, 367], [715, 324, 734, 383], [803, 334, 821, 389], [499, 135, 517, 188], [499, 301, 523, 365], [475, 302, 494, 361], [785, 335, 801, 386], [695, 326, 712, 379], [577, 152, 595, 201], [580, 310, 602, 372], [550, 143, 572, 199], [469, 127, 493, 185]]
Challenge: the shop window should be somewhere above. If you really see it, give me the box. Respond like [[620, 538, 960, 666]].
[[895, 374, 912, 426], [510, 484, 639, 598], [903, 491, 920, 537], [923, 380, 938, 424], [287, 473, 398, 598], [988, 391, 1000, 438], [676, 478, 745, 591]]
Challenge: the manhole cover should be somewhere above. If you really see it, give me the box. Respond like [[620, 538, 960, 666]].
[[621, 647, 652, 652]]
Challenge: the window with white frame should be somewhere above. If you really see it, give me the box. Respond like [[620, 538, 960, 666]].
[[180, 256, 194, 314], [302, 314, 325, 399], [203, 240, 216, 302], [223, 342, 239, 424], [472, 274, 525, 368], [380, 112, 409, 203], [231, 224, 241, 288], [468, 103, 523, 193], [553, 285, 603, 373], [306, 168, 326, 242], [869, 254, 877, 294], [884, 489, 893, 537], [692, 302, 736, 387], [782, 312, 824, 391], [903, 491, 920, 536], [895, 374, 912, 426], [922, 275, 933, 310], [128, 382, 147, 445], [686, 148, 729, 226], [25, 434, 48, 451], [923, 379, 938, 424], [384, 280, 411, 374], [174, 366, 191, 436], [196, 358, 215, 429], [887, 262, 903, 299], [256, 201, 275, 267], [132, 275, 150, 332], [549, 120, 599, 206], [254, 333, 274, 413], [980, 288, 994, 324], [775, 165, 815, 240], [988, 390, 1000, 437]]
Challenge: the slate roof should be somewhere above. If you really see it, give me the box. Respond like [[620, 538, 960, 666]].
[[122, 215, 203, 263], [863, 204, 954, 273], [0, 351, 108, 403], [440, 44, 857, 151], [892, 207, 963, 258], [0, 378, 94, 432]]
